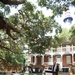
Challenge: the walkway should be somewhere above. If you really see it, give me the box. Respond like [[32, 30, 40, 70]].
[[6, 72, 75, 75], [9, 72, 68, 75], [59, 72, 68, 75]]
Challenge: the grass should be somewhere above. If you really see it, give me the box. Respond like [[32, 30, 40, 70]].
[[20, 73, 42, 75], [0, 71, 6, 75]]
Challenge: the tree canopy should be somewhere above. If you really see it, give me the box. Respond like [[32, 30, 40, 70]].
[[0, 0, 62, 54], [0, 0, 75, 65]]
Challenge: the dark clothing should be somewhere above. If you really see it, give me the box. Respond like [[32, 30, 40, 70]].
[[52, 64, 59, 75], [53, 65, 55, 71]]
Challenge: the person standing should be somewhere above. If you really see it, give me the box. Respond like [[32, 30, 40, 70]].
[[52, 61, 59, 75]]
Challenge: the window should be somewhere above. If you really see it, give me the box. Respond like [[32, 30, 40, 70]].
[[66, 45, 70, 52], [66, 56, 71, 64], [56, 56, 61, 62], [48, 57, 51, 62]]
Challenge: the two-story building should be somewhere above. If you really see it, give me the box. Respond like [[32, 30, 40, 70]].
[[29, 44, 75, 71]]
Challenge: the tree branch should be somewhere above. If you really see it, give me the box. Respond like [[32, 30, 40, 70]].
[[0, 44, 23, 54], [0, 0, 25, 5], [0, 16, 21, 40]]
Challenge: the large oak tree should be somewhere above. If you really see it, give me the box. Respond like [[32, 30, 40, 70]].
[[0, 0, 61, 54], [1, 0, 75, 65]]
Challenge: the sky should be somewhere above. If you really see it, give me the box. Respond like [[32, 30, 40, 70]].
[[27, 0, 53, 17], [55, 7, 75, 29], [9, 0, 53, 17]]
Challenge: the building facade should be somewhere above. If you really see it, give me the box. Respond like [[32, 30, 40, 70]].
[[30, 45, 75, 70]]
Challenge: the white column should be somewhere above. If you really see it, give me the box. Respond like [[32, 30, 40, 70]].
[[48, 56, 51, 65], [72, 45, 74, 65], [72, 54, 74, 65], [72, 44, 73, 52], [51, 55, 53, 65], [34, 55, 37, 65], [61, 45, 62, 53], [61, 55, 63, 69], [42, 55, 44, 65]]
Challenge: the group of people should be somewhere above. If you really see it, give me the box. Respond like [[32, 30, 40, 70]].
[[51, 61, 59, 75], [22, 61, 59, 75], [44, 61, 59, 75], [48, 61, 73, 75]]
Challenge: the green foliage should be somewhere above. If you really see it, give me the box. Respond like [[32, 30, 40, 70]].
[[0, 2, 11, 16], [56, 28, 71, 45], [0, 11, 4, 17], [37, 0, 73, 16], [1, 0, 74, 65], [71, 0, 75, 6], [38, 0, 46, 7], [4, 52, 25, 66], [23, 1, 34, 11], [0, 2, 5, 8], [70, 25, 75, 36], [69, 25, 75, 45], [9, 14, 19, 25], [4, 5, 10, 15]]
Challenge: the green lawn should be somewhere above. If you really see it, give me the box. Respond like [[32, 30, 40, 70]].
[[20, 73, 42, 75]]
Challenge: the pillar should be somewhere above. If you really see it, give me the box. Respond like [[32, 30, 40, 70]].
[[42, 55, 44, 65], [34, 55, 37, 65]]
